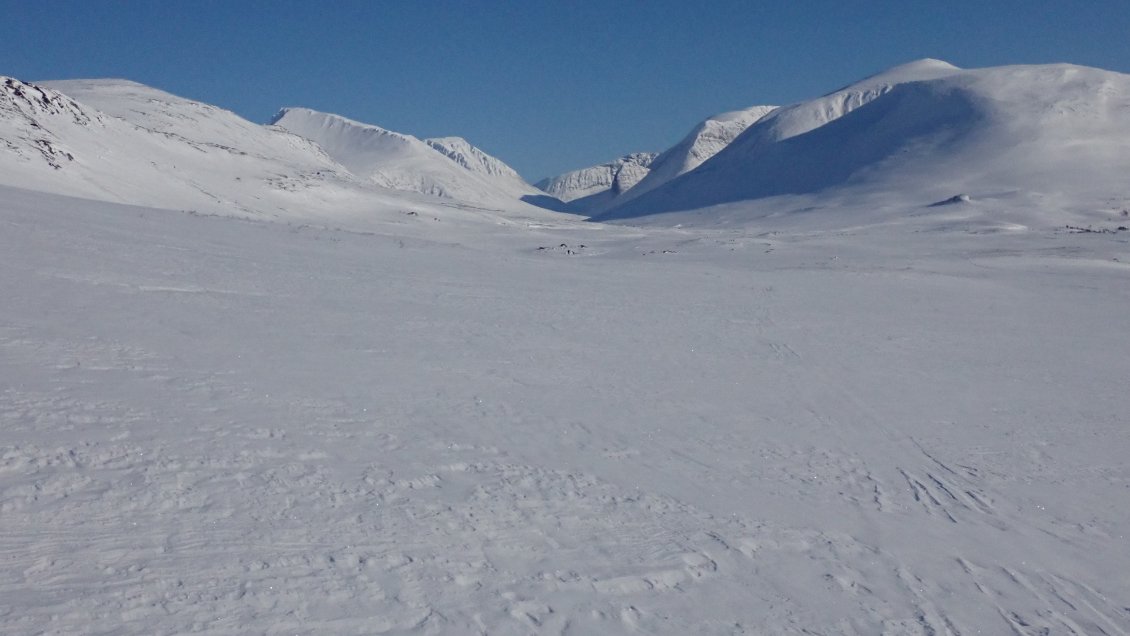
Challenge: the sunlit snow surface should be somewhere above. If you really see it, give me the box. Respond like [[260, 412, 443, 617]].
[[2, 184, 1128, 634], [3, 60, 1130, 634], [599, 61, 1130, 223]]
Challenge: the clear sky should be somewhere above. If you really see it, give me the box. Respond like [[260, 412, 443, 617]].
[[4, 1, 1128, 181]]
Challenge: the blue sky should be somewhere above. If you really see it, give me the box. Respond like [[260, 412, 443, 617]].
[[4, 1, 1128, 181]]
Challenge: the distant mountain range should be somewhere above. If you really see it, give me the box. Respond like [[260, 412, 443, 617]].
[[534, 152, 659, 210], [535, 105, 777, 213], [3, 59, 1129, 229], [595, 59, 1130, 224]]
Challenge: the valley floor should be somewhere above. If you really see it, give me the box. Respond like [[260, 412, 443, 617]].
[[2, 188, 1128, 635]]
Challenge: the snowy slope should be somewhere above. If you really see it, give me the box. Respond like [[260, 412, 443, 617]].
[[599, 60, 1130, 227], [425, 136, 522, 181], [1, 78, 567, 227], [271, 108, 548, 207], [612, 104, 777, 206], [44, 79, 336, 163], [3, 184, 1129, 634], [0, 77, 410, 220], [534, 152, 658, 201], [534, 105, 775, 214], [534, 151, 658, 211]]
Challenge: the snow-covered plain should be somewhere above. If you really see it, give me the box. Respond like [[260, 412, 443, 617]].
[[3, 61, 1130, 634]]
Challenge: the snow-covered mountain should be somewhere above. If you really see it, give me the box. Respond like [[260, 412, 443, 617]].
[[0, 77, 423, 219], [611, 105, 777, 207], [0, 78, 565, 226], [9, 60, 1130, 232], [45, 79, 334, 164], [534, 152, 658, 211], [270, 108, 546, 207], [424, 136, 521, 180], [598, 59, 1130, 225], [0, 77, 100, 169], [534, 105, 775, 214], [0, 77, 108, 186]]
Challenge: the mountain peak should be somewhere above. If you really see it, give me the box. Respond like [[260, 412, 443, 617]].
[[271, 107, 400, 137], [578, 105, 778, 211], [424, 136, 523, 180], [271, 106, 542, 204], [847, 58, 963, 91], [598, 61, 1130, 224], [535, 152, 658, 205], [889, 58, 960, 73]]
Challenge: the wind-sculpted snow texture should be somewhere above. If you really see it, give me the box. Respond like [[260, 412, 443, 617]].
[[3, 59, 1130, 634], [599, 59, 1130, 223]]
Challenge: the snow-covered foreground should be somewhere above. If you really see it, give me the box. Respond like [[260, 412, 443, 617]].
[[2, 186, 1129, 635]]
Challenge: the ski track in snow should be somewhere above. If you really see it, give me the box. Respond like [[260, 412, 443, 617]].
[[2, 190, 1130, 634]]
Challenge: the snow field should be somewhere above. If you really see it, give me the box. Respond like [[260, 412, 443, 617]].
[[2, 187, 1128, 634]]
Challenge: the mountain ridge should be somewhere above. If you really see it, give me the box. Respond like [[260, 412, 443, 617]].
[[596, 60, 1130, 226], [608, 104, 778, 209], [271, 107, 546, 206], [6, 59, 1130, 231]]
